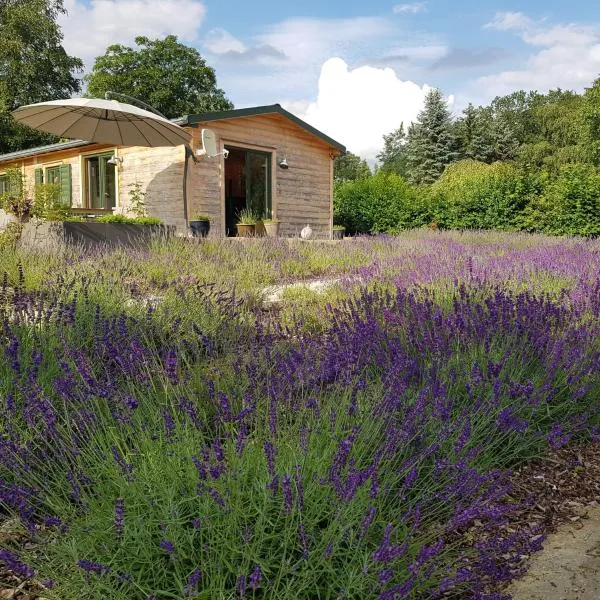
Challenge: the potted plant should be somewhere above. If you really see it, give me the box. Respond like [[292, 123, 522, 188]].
[[236, 208, 257, 237], [262, 218, 281, 238], [189, 215, 211, 238], [333, 224, 345, 240]]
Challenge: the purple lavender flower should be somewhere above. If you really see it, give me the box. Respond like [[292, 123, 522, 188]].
[[249, 564, 262, 591], [359, 506, 377, 539], [372, 524, 408, 564], [208, 486, 226, 508], [0, 549, 35, 578], [298, 522, 309, 560], [263, 441, 276, 476], [159, 539, 176, 555], [163, 411, 175, 442], [164, 348, 178, 383], [378, 569, 394, 585], [184, 568, 202, 596], [122, 395, 139, 410], [77, 559, 109, 580], [236, 574, 247, 598], [282, 474, 294, 515], [115, 497, 125, 537]]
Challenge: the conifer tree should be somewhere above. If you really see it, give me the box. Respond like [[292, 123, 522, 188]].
[[405, 89, 457, 184], [377, 122, 409, 178]]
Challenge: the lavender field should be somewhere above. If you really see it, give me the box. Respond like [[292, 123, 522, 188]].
[[1, 231, 599, 599]]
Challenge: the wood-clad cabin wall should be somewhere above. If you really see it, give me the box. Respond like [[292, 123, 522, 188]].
[[119, 145, 185, 230], [0, 144, 186, 231], [187, 113, 336, 239]]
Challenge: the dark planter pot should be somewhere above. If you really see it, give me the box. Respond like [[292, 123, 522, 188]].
[[190, 220, 210, 238], [64, 222, 174, 249], [333, 228, 345, 240], [236, 223, 256, 237]]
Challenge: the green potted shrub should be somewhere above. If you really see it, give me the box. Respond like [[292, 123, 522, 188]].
[[189, 215, 211, 238], [236, 208, 257, 237], [262, 218, 281, 238], [333, 224, 345, 240]]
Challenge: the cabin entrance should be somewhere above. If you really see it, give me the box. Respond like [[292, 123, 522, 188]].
[[224, 146, 272, 236]]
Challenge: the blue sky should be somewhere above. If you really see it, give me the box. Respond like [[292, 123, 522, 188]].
[[60, 1, 600, 159]]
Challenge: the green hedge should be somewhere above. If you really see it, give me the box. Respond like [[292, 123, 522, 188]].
[[426, 160, 532, 231], [333, 171, 431, 234], [516, 164, 600, 236], [334, 160, 599, 237]]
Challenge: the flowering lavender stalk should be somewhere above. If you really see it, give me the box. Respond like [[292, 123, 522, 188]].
[[0, 549, 35, 578], [236, 574, 247, 598], [77, 559, 109, 582], [184, 568, 202, 597], [263, 441, 276, 476], [159, 539, 176, 556], [249, 565, 262, 591], [114, 497, 125, 538], [282, 474, 294, 515]]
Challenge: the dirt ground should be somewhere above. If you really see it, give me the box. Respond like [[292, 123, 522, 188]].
[[507, 504, 600, 600]]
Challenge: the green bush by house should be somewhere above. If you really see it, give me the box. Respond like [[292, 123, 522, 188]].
[[334, 171, 430, 234]]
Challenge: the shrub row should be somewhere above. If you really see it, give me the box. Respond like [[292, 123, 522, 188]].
[[334, 161, 600, 237]]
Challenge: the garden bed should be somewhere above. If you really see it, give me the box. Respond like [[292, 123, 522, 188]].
[[18, 221, 174, 251], [0, 231, 598, 599]]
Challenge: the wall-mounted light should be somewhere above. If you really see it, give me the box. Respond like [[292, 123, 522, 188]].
[[107, 155, 123, 169], [278, 156, 289, 169]]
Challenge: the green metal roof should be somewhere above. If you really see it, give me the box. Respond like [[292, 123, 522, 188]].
[[179, 104, 346, 153], [0, 140, 93, 164]]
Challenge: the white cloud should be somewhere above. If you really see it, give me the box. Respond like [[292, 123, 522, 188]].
[[285, 58, 429, 161], [204, 28, 246, 54], [393, 3, 427, 14], [60, 0, 206, 70], [258, 16, 393, 68], [476, 13, 600, 100], [485, 11, 532, 32]]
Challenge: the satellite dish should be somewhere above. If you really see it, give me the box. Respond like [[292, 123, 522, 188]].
[[197, 128, 218, 157]]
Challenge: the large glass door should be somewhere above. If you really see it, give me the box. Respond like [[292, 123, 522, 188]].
[[86, 154, 116, 209], [224, 147, 272, 236], [246, 151, 271, 219]]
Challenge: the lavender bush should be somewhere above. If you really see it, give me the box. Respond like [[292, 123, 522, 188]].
[[0, 231, 599, 599]]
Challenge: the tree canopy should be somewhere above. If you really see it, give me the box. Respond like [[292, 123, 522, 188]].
[[334, 152, 371, 183], [0, 0, 83, 153], [377, 123, 408, 178], [84, 36, 233, 120]]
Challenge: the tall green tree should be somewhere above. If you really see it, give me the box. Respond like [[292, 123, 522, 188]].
[[334, 152, 371, 183], [404, 89, 457, 184], [377, 122, 409, 178], [0, 0, 83, 153], [454, 104, 517, 164], [85, 36, 233, 119], [581, 77, 600, 166]]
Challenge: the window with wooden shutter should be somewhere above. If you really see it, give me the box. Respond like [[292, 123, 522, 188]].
[[0, 174, 9, 195], [44, 165, 71, 207], [34, 168, 43, 186]]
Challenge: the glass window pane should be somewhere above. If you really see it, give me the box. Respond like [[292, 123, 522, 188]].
[[247, 152, 270, 219], [87, 157, 101, 208], [102, 157, 116, 209]]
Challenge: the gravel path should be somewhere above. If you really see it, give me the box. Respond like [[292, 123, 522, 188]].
[[507, 505, 600, 600]]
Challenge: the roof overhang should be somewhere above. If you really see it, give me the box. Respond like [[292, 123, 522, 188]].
[[178, 104, 346, 154]]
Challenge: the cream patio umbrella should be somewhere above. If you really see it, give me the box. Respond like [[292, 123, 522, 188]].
[[11, 96, 191, 147]]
